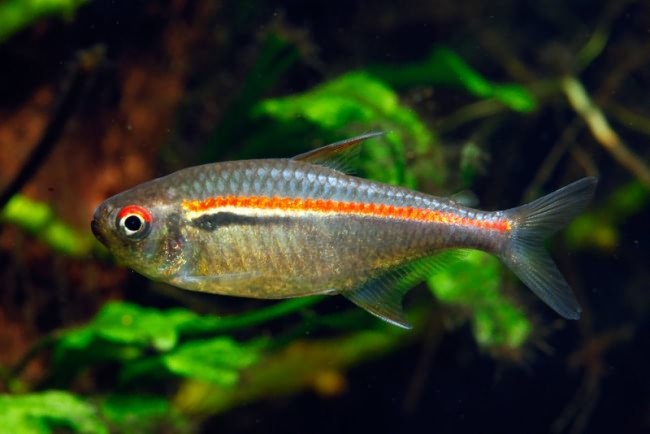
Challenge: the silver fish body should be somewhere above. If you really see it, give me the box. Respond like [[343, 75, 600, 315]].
[[92, 133, 597, 327]]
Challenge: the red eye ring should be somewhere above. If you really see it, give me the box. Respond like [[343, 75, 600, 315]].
[[116, 205, 152, 239], [117, 205, 152, 223]]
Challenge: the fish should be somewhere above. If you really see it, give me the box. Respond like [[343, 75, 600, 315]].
[[91, 132, 597, 328]]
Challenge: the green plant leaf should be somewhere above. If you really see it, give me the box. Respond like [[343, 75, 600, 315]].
[[252, 71, 444, 187], [55, 302, 224, 357], [1, 194, 94, 256], [0, 0, 89, 43], [164, 338, 260, 385], [566, 180, 650, 251], [50, 302, 224, 386], [55, 298, 322, 364], [369, 46, 537, 112], [51, 300, 318, 386], [427, 250, 531, 350], [120, 337, 261, 386], [0, 391, 107, 434], [100, 394, 186, 434]]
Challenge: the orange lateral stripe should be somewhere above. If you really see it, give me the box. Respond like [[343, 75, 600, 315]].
[[182, 196, 512, 232]]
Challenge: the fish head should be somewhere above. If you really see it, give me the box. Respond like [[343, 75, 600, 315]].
[[91, 181, 188, 280]]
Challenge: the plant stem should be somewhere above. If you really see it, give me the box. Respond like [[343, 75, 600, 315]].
[[209, 297, 324, 332]]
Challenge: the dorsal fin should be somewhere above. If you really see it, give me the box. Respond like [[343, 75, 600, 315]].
[[343, 250, 465, 329], [292, 131, 385, 173], [450, 190, 479, 207]]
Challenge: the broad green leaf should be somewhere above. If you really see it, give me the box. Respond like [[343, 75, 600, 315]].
[[257, 72, 397, 128], [52, 298, 323, 385], [55, 298, 322, 354], [51, 302, 225, 385], [164, 338, 260, 385], [0, 391, 107, 434], [253, 71, 444, 187], [121, 337, 261, 386], [428, 250, 531, 349], [56, 302, 222, 358]]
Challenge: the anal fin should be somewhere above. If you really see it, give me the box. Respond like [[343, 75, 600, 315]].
[[344, 251, 465, 329]]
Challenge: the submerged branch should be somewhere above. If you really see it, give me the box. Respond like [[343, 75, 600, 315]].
[[524, 118, 584, 201], [3, 332, 63, 392], [605, 102, 650, 137], [561, 76, 650, 189], [174, 325, 416, 417]]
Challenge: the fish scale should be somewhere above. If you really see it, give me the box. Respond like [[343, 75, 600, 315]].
[[178, 160, 422, 209], [91, 132, 597, 328]]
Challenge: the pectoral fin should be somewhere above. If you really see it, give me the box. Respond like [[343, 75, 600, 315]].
[[345, 279, 412, 328]]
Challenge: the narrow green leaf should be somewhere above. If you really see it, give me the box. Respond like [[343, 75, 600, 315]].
[[1, 194, 93, 256], [369, 47, 537, 112]]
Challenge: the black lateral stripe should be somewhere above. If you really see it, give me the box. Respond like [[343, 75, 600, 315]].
[[190, 212, 291, 231]]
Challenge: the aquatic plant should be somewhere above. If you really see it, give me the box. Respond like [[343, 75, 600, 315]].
[[1, 194, 94, 256], [0, 0, 88, 43]]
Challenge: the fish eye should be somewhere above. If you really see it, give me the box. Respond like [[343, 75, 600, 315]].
[[116, 205, 152, 239]]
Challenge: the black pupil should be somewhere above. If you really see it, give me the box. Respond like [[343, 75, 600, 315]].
[[124, 215, 143, 232]]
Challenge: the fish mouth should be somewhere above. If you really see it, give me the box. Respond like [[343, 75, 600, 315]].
[[91, 218, 107, 246]]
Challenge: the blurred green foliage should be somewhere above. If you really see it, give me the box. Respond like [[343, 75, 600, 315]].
[[120, 336, 261, 386], [0, 0, 88, 43], [0, 390, 187, 434], [56, 302, 222, 354], [50, 302, 266, 387], [252, 71, 444, 188], [566, 180, 650, 251], [369, 47, 537, 112], [1, 194, 94, 256], [428, 251, 531, 350], [99, 394, 186, 434], [0, 390, 107, 434]]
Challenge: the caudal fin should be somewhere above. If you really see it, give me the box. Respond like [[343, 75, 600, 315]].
[[501, 177, 598, 319]]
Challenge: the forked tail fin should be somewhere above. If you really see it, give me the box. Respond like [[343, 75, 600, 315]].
[[501, 177, 598, 319]]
